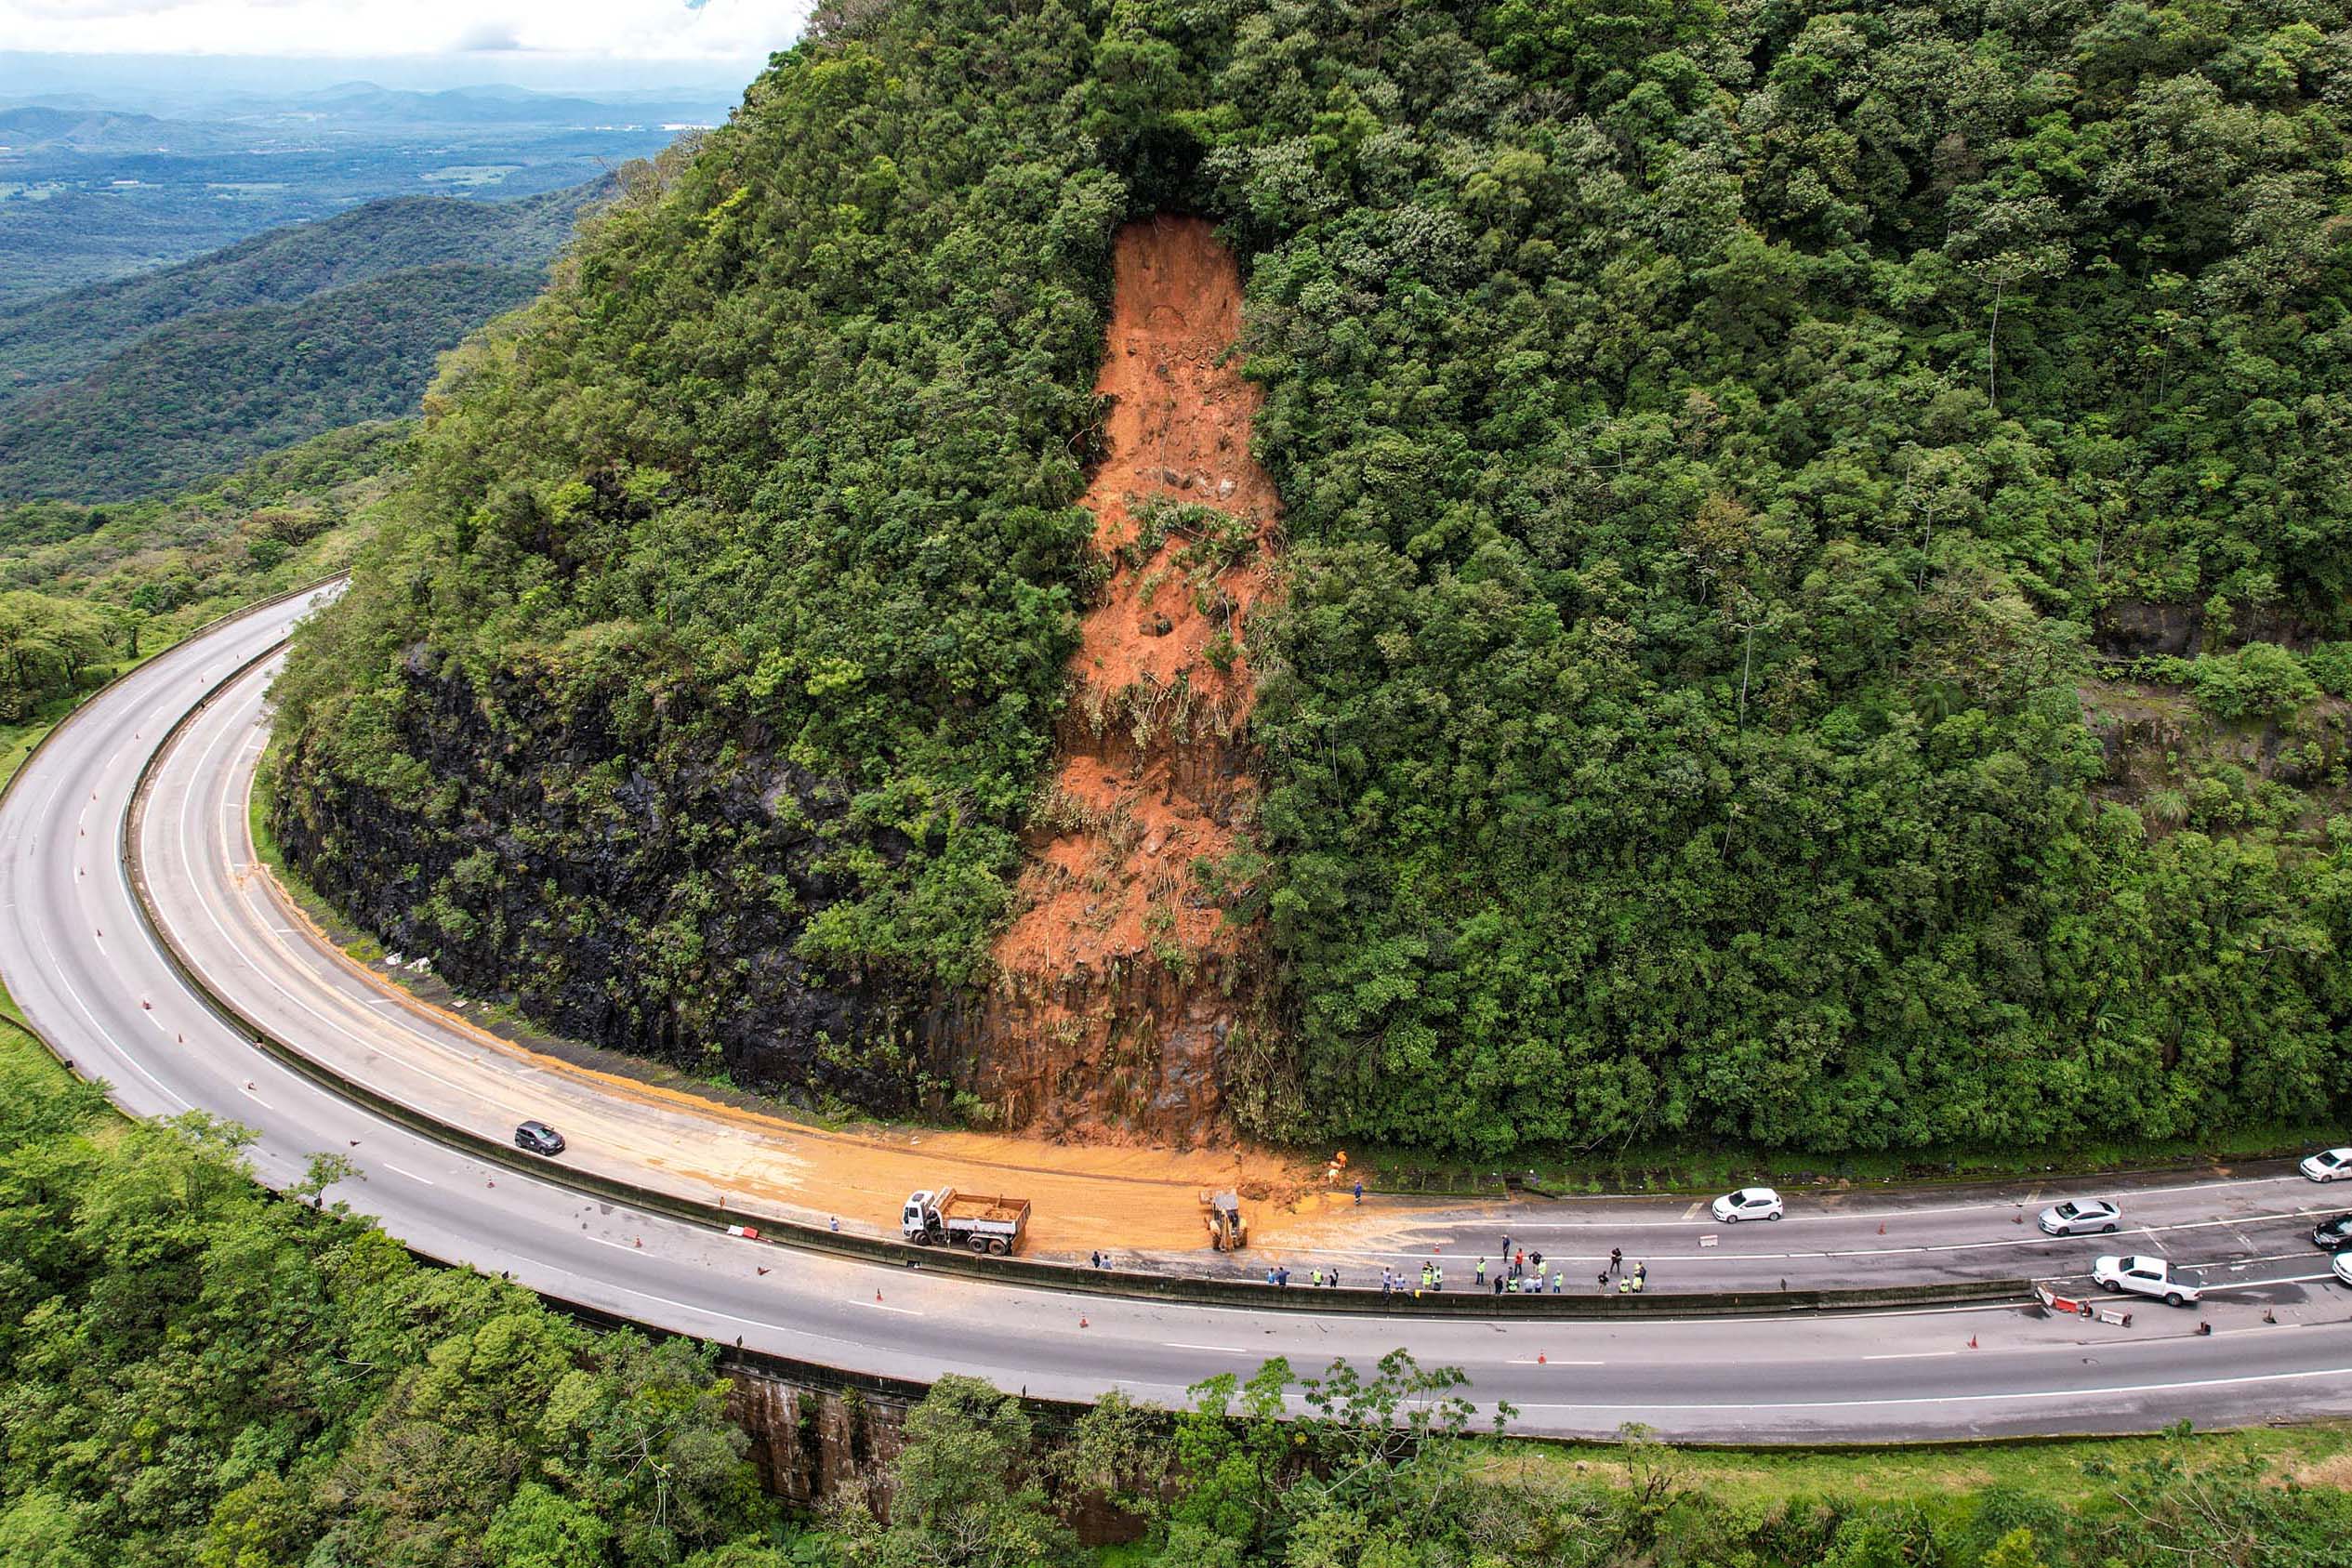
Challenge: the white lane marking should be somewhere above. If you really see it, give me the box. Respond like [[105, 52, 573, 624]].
[[490, 1251, 876, 1353], [152, 697, 491, 1110], [1863, 1351, 1961, 1361], [23, 879, 187, 1111], [383, 1165, 436, 1186], [2202, 1271, 2340, 1293], [1165, 1342, 1250, 1355], [866, 1299, 922, 1316], [1505, 1174, 2318, 1232], [1510, 1364, 2352, 1413]]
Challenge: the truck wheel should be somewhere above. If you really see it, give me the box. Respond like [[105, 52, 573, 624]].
[[909, 1232, 932, 1246], [2164, 1291, 2184, 1307], [970, 1236, 991, 1254], [988, 1238, 1009, 1256]]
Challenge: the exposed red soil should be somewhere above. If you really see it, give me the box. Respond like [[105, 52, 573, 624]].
[[971, 215, 1283, 1146]]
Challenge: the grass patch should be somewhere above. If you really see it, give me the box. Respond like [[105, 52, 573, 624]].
[[0, 973, 32, 1035], [1483, 1421, 2352, 1513]]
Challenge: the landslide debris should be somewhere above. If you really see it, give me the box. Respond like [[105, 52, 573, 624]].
[[956, 215, 1281, 1147]]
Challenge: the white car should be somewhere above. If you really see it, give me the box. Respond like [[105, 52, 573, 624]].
[[2301, 1147, 2352, 1182], [1711, 1186, 1784, 1223], [2093, 1254, 2200, 1307], [2332, 1250, 2352, 1289], [2038, 1198, 2121, 1237]]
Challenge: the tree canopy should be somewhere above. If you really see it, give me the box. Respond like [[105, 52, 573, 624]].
[[273, 0, 2352, 1155]]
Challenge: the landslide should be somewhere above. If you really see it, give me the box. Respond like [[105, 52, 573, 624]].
[[951, 215, 1285, 1147], [276, 0, 2352, 1159]]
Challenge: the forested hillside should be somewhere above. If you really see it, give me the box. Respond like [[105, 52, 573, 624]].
[[0, 183, 604, 502], [0, 183, 606, 399], [0, 1032, 789, 1565], [0, 268, 537, 502], [272, 0, 2352, 1157]]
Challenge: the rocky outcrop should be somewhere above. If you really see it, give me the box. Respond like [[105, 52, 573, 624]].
[[271, 648, 932, 1108], [2094, 599, 2321, 658]]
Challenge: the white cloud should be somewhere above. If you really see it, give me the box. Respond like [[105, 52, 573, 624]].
[[0, 0, 810, 62]]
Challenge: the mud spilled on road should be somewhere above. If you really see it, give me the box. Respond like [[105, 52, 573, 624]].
[[951, 214, 1285, 1150]]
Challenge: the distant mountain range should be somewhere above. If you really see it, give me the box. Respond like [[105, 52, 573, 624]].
[[0, 78, 719, 304], [0, 81, 730, 142], [0, 105, 251, 155], [0, 179, 606, 501]]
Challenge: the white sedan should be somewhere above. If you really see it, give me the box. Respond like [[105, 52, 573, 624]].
[[2094, 1254, 2200, 1307], [2302, 1147, 2352, 1182], [1711, 1186, 1784, 1222], [2333, 1250, 2352, 1289], [2038, 1198, 2121, 1236]]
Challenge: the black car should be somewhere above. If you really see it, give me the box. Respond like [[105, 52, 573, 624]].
[[2314, 1214, 2352, 1250], [515, 1120, 566, 1156]]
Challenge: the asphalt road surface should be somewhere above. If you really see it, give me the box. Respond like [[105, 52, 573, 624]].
[[5, 584, 2352, 1442]]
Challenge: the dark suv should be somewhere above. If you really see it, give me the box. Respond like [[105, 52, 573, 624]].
[[2314, 1214, 2352, 1250], [515, 1120, 566, 1156]]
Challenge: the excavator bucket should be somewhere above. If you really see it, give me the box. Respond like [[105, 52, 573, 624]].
[[1200, 1190, 1248, 1251]]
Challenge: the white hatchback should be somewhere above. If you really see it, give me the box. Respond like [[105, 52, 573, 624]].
[[2302, 1148, 2352, 1182], [1711, 1186, 1784, 1222]]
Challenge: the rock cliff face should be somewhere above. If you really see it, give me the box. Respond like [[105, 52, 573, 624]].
[[271, 646, 932, 1108], [969, 216, 1282, 1148]]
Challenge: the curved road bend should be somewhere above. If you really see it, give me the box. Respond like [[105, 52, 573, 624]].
[[138, 619, 2352, 1297], [3, 586, 2350, 1441]]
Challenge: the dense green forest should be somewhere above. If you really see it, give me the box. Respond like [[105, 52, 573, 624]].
[[272, 0, 2352, 1155], [0, 263, 540, 502], [3, 1021, 2348, 1566], [0, 1031, 790, 1566], [0, 183, 609, 401], [0, 424, 397, 738]]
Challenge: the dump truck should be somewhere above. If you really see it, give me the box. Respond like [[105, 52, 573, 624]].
[[1202, 1190, 1248, 1251], [902, 1187, 1031, 1255]]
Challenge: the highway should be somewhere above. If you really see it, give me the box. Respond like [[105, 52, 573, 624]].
[[5, 584, 2352, 1441]]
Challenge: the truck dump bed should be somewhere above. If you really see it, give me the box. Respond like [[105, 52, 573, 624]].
[[940, 1192, 1030, 1224]]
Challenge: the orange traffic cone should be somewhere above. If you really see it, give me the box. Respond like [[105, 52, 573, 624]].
[[1079, 1315, 1090, 1328], [1967, 1335, 1979, 1349], [1537, 1353, 1547, 1364]]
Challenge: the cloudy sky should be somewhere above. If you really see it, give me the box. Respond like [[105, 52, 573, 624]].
[[0, 0, 810, 65]]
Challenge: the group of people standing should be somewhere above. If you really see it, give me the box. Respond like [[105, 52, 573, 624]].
[[1268, 1239, 1649, 1297]]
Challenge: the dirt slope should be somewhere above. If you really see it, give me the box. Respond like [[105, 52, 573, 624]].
[[955, 215, 1282, 1147]]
